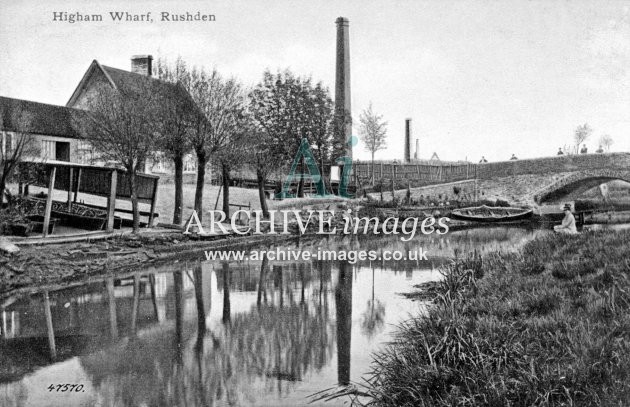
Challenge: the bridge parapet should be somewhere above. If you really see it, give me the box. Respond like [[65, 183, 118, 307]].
[[477, 152, 630, 179]]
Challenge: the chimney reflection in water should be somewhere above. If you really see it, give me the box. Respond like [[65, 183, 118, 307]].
[[335, 260, 353, 385]]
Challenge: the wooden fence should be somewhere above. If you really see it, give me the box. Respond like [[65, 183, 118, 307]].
[[353, 161, 477, 185]]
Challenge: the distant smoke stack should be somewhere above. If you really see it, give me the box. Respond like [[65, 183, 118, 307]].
[[415, 138, 419, 160], [131, 55, 153, 76], [335, 17, 352, 159], [404, 118, 412, 162]]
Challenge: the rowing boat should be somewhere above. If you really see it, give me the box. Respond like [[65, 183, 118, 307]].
[[450, 205, 533, 222]]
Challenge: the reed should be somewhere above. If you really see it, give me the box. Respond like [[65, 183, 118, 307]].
[[362, 229, 630, 406]]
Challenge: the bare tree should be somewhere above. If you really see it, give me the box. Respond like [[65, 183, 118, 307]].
[[599, 134, 614, 152], [155, 57, 195, 225], [217, 119, 251, 219], [184, 68, 249, 220], [0, 103, 37, 201], [74, 78, 163, 232], [574, 123, 592, 152], [358, 103, 387, 185]]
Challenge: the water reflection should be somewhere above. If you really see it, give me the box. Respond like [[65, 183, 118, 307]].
[[0, 227, 543, 406], [360, 266, 386, 340], [336, 261, 352, 386]]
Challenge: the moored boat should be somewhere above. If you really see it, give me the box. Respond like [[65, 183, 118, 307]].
[[451, 205, 533, 222]]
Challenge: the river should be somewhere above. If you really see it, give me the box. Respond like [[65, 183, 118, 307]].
[[0, 226, 548, 406]]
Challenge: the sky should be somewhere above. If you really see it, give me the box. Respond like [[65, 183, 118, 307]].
[[1, 0, 629, 162]]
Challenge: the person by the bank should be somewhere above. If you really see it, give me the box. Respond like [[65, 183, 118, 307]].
[[554, 204, 578, 234]]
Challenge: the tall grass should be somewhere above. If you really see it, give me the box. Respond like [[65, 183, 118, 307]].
[[362, 230, 630, 406]]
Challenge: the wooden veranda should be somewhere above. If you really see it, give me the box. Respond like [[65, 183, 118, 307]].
[[15, 161, 160, 237]]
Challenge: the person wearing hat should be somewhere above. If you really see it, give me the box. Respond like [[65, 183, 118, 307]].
[[554, 204, 578, 234]]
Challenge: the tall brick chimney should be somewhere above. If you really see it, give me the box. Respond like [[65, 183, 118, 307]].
[[415, 139, 419, 160], [131, 55, 153, 76], [404, 118, 412, 162], [334, 17, 352, 159]]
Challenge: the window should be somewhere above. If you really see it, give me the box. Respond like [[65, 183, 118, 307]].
[[41, 140, 55, 160]]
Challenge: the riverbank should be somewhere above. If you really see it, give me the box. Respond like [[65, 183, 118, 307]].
[[0, 232, 303, 301], [363, 229, 630, 406]]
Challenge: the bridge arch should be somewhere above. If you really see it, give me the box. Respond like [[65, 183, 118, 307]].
[[533, 168, 630, 204]]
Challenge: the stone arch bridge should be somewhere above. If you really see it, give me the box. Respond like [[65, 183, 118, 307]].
[[532, 168, 630, 204], [375, 153, 630, 207], [476, 153, 630, 206]]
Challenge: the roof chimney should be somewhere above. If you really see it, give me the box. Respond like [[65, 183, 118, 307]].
[[131, 55, 153, 76]]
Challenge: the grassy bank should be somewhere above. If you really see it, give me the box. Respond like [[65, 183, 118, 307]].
[[364, 230, 630, 406]]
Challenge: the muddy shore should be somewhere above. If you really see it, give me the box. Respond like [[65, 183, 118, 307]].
[[0, 232, 303, 301]]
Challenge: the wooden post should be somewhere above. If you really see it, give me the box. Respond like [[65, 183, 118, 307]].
[[214, 179, 223, 210], [106, 278, 118, 340], [106, 170, 118, 231], [474, 179, 478, 201], [148, 177, 159, 227], [73, 168, 82, 203], [43, 291, 56, 360], [149, 274, 160, 322], [131, 275, 140, 335], [18, 183, 23, 195], [42, 167, 56, 238], [67, 168, 73, 212]]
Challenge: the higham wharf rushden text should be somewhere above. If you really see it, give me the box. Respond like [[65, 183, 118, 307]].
[[52, 11, 216, 23]]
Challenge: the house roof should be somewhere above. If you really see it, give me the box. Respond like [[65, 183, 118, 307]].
[[0, 96, 83, 138], [67, 60, 197, 112]]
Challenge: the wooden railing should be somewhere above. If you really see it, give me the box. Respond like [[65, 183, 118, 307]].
[[353, 161, 477, 185]]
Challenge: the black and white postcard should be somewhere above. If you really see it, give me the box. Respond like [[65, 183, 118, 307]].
[[1, 1, 629, 406]]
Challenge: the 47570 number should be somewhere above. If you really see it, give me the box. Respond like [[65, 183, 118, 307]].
[[47, 384, 85, 392]]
